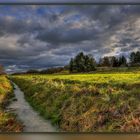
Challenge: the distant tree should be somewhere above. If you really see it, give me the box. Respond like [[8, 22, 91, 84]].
[[85, 54, 96, 72], [26, 69, 39, 74], [99, 57, 111, 67], [136, 51, 140, 63], [130, 52, 136, 64], [40, 67, 65, 74], [118, 56, 127, 66], [110, 56, 119, 67], [75, 52, 86, 72], [98, 58, 102, 67], [64, 65, 69, 70], [130, 51, 140, 66], [69, 58, 74, 72], [69, 52, 96, 73]]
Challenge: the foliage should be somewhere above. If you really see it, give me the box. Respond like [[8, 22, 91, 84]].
[[13, 67, 68, 75], [26, 69, 39, 74], [98, 56, 127, 67], [98, 57, 111, 67], [69, 52, 96, 73], [118, 56, 127, 67], [40, 67, 67, 74], [130, 51, 140, 66]]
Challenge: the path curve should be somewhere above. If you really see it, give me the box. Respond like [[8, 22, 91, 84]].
[[8, 83, 58, 132]]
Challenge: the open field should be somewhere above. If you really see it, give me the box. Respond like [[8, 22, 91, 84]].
[[10, 69, 140, 132], [0, 76, 23, 132]]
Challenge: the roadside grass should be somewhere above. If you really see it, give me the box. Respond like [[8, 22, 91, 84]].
[[0, 76, 23, 132], [10, 69, 140, 132]]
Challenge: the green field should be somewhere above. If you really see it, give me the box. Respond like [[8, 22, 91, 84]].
[[10, 70, 140, 132], [0, 76, 23, 132]]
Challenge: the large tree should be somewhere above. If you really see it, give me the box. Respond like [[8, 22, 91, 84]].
[[75, 52, 86, 72], [110, 56, 119, 67], [130, 52, 136, 64], [69, 58, 74, 72], [118, 56, 127, 67], [69, 52, 96, 73], [130, 51, 140, 66], [85, 54, 96, 72], [99, 57, 111, 67]]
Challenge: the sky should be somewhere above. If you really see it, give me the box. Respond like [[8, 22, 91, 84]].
[[0, 5, 140, 73]]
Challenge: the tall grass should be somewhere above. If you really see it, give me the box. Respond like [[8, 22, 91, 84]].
[[10, 70, 140, 132]]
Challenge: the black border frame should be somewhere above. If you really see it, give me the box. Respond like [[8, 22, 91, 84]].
[[0, 1, 140, 5], [0, 2, 140, 5], [0, 0, 140, 135]]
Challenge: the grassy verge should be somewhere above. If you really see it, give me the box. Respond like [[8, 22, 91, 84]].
[[0, 75, 23, 132], [10, 71, 140, 132]]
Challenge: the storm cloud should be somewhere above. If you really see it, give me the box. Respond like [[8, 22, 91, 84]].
[[0, 5, 140, 73]]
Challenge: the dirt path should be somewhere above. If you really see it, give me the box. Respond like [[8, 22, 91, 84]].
[[8, 83, 58, 132]]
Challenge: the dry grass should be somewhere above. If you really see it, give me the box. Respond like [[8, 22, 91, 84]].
[[10, 69, 140, 132]]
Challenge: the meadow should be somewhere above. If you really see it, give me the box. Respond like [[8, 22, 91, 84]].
[[10, 69, 140, 132], [0, 76, 22, 132]]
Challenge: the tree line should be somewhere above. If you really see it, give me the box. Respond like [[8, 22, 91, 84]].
[[11, 50, 140, 75], [25, 66, 68, 74], [69, 51, 140, 73]]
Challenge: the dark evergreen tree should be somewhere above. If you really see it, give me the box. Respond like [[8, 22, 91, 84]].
[[110, 56, 119, 67], [69, 58, 74, 72], [130, 52, 136, 64], [130, 51, 140, 66], [98, 58, 102, 67], [85, 54, 96, 72], [75, 52, 86, 72], [136, 51, 140, 63], [69, 52, 96, 73], [100, 57, 111, 67], [118, 56, 127, 66]]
